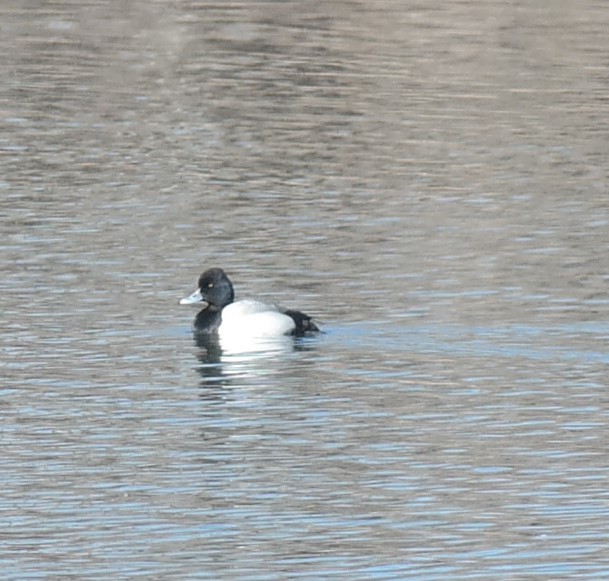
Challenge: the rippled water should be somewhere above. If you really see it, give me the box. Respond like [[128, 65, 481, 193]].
[[2, 1, 609, 579]]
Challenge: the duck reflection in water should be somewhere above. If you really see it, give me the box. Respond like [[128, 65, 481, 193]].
[[192, 322, 318, 389]]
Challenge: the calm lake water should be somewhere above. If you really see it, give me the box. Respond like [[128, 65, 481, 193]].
[[2, 1, 609, 579]]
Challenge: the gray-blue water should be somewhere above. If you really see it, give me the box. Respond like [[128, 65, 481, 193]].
[[2, 1, 609, 578]]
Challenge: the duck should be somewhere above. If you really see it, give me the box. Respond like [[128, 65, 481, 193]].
[[179, 267, 320, 337]]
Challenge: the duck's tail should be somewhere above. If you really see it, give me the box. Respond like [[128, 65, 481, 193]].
[[283, 309, 321, 336]]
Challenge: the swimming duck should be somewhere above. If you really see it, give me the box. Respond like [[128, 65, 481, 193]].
[[180, 267, 320, 337]]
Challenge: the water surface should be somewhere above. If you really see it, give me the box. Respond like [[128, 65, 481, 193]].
[[2, 1, 609, 578]]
